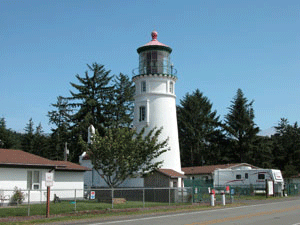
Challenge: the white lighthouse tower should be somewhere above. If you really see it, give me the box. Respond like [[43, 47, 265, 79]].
[[133, 31, 183, 176]]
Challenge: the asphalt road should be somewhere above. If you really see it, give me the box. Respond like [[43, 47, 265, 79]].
[[81, 198, 300, 225]]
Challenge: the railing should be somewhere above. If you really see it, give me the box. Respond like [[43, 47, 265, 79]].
[[132, 65, 178, 78]]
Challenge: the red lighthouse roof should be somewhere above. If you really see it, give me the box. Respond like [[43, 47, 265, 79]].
[[137, 31, 172, 53]]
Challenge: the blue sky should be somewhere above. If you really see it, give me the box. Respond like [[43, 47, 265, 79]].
[[1, 0, 299, 133]]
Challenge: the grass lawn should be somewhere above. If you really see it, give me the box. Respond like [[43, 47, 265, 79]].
[[0, 195, 291, 225], [0, 200, 182, 217]]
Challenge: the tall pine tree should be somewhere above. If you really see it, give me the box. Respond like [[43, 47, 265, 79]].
[[0, 117, 14, 149], [106, 73, 135, 128], [272, 118, 300, 177], [21, 118, 35, 153], [48, 96, 72, 160], [224, 89, 259, 163], [66, 63, 114, 161], [177, 89, 223, 167]]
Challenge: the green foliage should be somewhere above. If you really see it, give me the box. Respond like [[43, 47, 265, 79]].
[[47, 63, 135, 162], [48, 96, 72, 160], [177, 89, 223, 167], [224, 89, 259, 163], [271, 118, 300, 176], [65, 63, 114, 161], [11, 187, 25, 205], [106, 73, 135, 128], [80, 127, 169, 187], [21, 118, 35, 153], [0, 117, 15, 149]]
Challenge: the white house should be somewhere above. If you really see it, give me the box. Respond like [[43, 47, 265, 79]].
[[182, 163, 259, 181], [0, 148, 90, 205]]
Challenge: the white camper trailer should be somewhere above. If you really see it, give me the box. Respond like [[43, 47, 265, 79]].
[[213, 167, 284, 193]]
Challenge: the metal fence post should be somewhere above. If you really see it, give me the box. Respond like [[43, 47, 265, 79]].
[[111, 188, 114, 209], [169, 187, 171, 206], [27, 190, 30, 216], [143, 188, 145, 208], [221, 192, 225, 206], [210, 193, 215, 206], [74, 189, 77, 212]]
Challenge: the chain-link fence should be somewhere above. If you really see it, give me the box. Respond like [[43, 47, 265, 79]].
[[1, 183, 298, 218], [0, 187, 193, 217], [184, 179, 299, 203], [285, 183, 299, 196]]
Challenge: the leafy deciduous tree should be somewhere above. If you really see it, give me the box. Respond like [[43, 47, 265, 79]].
[[80, 127, 169, 187]]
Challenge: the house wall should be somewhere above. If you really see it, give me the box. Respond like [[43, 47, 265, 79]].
[[0, 167, 49, 204], [0, 168, 86, 204], [185, 174, 213, 181], [53, 171, 84, 199], [144, 172, 169, 187]]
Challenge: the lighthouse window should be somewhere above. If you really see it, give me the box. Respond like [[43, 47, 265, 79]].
[[139, 106, 146, 121], [139, 50, 170, 75], [169, 82, 174, 93], [141, 81, 146, 92]]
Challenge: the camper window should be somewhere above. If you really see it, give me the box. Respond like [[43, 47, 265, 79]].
[[236, 174, 242, 180], [245, 173, 248, 179], [258, 174, 265, 180]]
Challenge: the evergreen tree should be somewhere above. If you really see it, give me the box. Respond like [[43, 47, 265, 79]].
[[67, 63, 114, 161], [32, 123, 49, 157], [272, 118, 300, 177], [248, 136, 273, 168], [21, 118, 35, 153], [177, 89, 223, 167], [0, 117, 14, 149], [48, 96, 72, 160], [224, 89, 259, 163], [106, 73, 135, 128]]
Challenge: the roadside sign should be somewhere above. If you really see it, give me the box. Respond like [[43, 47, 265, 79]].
[[90, 191, 95, 200], [45, 173, 54, 187], [231, 188, 235, 195], [267, 180, 274, 195], [212, 189, 215, 196]]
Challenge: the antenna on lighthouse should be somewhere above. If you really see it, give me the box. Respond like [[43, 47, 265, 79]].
[[88, 124, 95, 144], [64, 142, 69, 161]]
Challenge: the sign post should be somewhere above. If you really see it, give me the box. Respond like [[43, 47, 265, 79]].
[[45, 173, 54, 218]]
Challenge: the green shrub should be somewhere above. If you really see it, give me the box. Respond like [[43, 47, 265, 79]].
[[11, 187, 25, 205]]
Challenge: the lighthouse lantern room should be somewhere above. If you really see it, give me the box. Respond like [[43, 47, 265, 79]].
[[133, 31, 184, 187]]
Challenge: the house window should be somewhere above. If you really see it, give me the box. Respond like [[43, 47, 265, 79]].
[[236, 174, 241, 180], [258, 174, 265, 180], [27, 171, 40, 190], [245, 173, 248, 179], [141, 81, 146, 92], [139, 106, 146, 121], [169, 82, 174, 93]]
